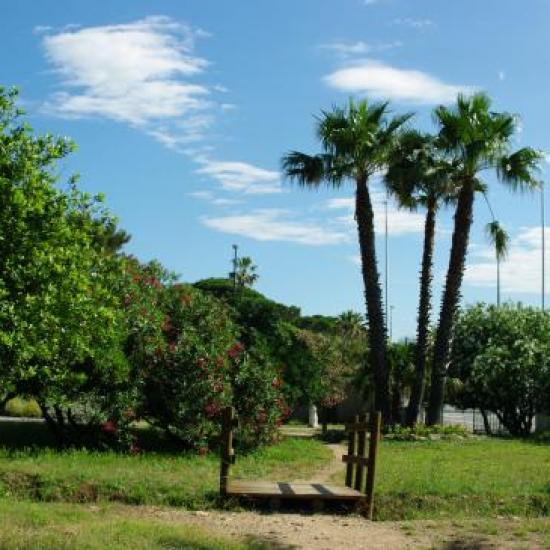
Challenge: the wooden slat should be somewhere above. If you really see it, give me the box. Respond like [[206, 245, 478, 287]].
[[344, 415, 357, 487], [227, 480, 365, 501], [354, 413, 367, 491], [345, 421, 371, 433], [342, 455, 370, 466], [219, 406, 235, 496], [365, 411, 382, 520]]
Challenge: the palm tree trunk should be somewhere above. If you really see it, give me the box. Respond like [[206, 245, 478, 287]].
[[355, 176, 391, 423], [427, 180, 475, 426], [406, 197, 436, 427]]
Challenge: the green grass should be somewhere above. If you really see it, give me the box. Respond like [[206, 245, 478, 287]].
[[0, 499, 266, 549], [0, 422, 331, 508], [332, 437, 550, 520]]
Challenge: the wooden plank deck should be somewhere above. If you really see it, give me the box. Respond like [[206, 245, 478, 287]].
[[227, 480, 364, 501]]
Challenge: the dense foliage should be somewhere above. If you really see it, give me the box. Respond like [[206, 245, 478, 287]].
[[449, 303, 550, 436]]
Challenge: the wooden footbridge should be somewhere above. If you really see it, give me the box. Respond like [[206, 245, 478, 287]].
[[220, 407, 382, 518]]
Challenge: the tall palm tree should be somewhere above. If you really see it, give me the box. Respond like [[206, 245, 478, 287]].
[[282, 99, 412, 423], [485, 219, 509, 307], [385, 130, 456, 426], [426, 93, 541, 425]]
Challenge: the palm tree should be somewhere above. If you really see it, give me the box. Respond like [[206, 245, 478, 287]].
[[337, 310, 365, 339], [282, 99, 412, 423], [485, 219, 509, 307], [385, 130, 456, 426], [230, 256, 259, 288], [426, 93, 541, 425]]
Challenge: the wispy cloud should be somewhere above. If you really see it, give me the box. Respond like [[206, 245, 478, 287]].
[[195, 159, 282, 194], [202, 209, 351, 245], [465, 226, 549, 293], [320, 40, 401, 57], [188, 190, 241, 206], [40, 16, 214, 146], [324, 59, 476, 104], [392, 18, 435, 29], [325, 191, 425, 235]]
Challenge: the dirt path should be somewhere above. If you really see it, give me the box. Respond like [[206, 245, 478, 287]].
[[133, 507, 549, 549]]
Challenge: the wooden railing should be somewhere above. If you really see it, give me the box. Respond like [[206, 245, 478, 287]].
[[342, 411, 382, 519]]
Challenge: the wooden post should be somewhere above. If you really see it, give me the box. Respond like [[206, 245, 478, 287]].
[[354, 413, 367, 491], [345, 415, 358, 487], [220, 406, 234, 497], [365, 411, 382, 520]]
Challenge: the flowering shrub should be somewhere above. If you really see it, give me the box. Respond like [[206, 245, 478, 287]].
[[229, 347, 288, 449], [125, 271, 286, 450]]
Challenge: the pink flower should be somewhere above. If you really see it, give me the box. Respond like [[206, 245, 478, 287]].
[[204, 402, 220, 418], [101, 420, 117, 435], [227, 343, 245, 359]]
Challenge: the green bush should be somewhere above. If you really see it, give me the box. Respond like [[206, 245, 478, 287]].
[[385, 423, 470, 440], [449, 303, 550, 437], [3, 397, 42, 418]]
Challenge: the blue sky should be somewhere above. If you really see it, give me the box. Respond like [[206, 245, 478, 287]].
[[3, 0, 549, 338]]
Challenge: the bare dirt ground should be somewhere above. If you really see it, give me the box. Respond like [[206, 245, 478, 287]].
[[134, 507, 550, 549]]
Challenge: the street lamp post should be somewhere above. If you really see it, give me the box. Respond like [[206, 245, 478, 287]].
[[232, 244, 238, 290], [542, 182, 546, 311]]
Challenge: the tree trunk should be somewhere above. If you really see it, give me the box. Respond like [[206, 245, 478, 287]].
[[406, 198, 436, 426], [427, 181, 475, 425], [355, 176, 391, 423], [480, 408, 492, 435]]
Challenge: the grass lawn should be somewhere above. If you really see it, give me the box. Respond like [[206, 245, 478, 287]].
[[0, 420, 332, 508], [0, 499, 262, 549], [331, 437, 550, 520]]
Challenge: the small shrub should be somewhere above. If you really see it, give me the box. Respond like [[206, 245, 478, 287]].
[[385, 423, 470, 441], [4, 398, 42, 418]]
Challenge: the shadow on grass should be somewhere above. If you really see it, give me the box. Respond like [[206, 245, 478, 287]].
[[0, 418, 210, 455]]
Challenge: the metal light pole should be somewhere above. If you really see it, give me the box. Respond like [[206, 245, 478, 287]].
[[389, 305, 395, 342], [232, 244, 238, 290], [542, 182, 546, 311], [384, 192, 389, 332]]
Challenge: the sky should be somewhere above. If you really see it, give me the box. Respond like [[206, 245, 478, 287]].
[[3, 0, 550, 339]]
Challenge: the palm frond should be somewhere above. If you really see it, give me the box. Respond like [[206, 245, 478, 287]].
[[496, 147, 543, 191], [281, 151, 326, 187], [485, 220, 509, 260]]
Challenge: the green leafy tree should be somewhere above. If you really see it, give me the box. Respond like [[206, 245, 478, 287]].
[[449, 303, 550, 436], [282, 99, 412, 423], [0, 87, 130, 447], [426, 93, 541, 425], [385, 130, 456, 426]]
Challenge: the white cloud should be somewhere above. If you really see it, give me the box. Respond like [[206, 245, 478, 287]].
[[392, 18, 435, 29], [188, 190, 241, 206], [321, 41, 371, 55], [40, 16, 214, 146], [325, 191, 425, 235], [320, 40, 401, 57], [465, 226, 550, 293], [324, 59, 475, 104], [498, 70, 506, 81], [202, 209, 351, 245], [195, 159, 282, 194]]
